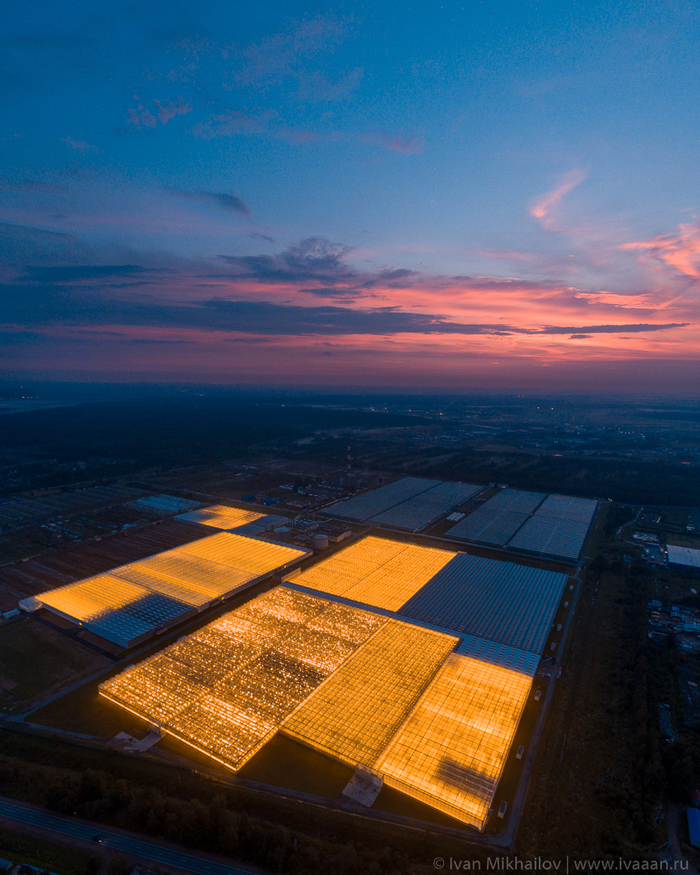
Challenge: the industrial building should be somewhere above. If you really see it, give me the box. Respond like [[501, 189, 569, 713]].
[[445, 488, 597, 561], [101, 583, 532, 830], [285, 536, 456, 612], [125, 494, 202, 517], [507, 494, 598, 560], [330, 477, 598, 560], [327, 477, 483, 532], [447, 489, 545, 547], [667, 545, 700, 570], [101, 587, 387, 769], [101, 534, 569, 829], [35, 533, 309, 648], [177, 504, 265, 530]]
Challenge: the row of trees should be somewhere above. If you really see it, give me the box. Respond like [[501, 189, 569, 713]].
[[0, 746, 491, 875]]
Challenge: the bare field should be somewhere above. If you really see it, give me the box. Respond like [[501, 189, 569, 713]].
[[0, 619, 111, 712]]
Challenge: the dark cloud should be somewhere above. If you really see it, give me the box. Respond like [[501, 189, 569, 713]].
[[165, 187, 251, 215], [363, 267, 419, 289], [297, 287, 367, 299], [381, 268, 418, 280], [23, 265, 148, 282], [540, 323, 689, 334], [196, 300, 507, 336], [249, 233, 276, 244], [220, 237, 357, 284], [2, 230, 691, 346], [127, 338, 188, 344], [0, 279, 507, 336], [0, 222, 93, 267]]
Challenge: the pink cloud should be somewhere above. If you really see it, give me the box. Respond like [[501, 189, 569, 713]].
[[128, 98, 192, 130], [619, 221, 700, 278], [191, 110, 276, 139], [529, 169, 586, 228]]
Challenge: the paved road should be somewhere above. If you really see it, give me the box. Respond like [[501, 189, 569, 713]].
[[0, 799, 252, 875]]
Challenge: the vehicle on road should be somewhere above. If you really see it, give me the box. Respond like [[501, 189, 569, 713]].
[[498, 801, 508, 819], [534, 689, 542, 701], [516, 745, 525, 760]]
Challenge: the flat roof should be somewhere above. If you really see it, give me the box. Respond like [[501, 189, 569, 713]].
[[535, 494, 598, 522], [281, 620, 457, 767], [445, 488, 545, 546], [689, 807, 700, 848], [668, 545, 700, 568], [368, 481, 483, 532], [177, 504, 265, 530], [39, 574, 195, 648], [508, 509, 596, 560], [447, 509, 530, 546], [376, 654, 532, 830], [328, 477, 443, 522], [398, 553, 568, 655], [100, 587, 387, 769], [287, 535, 456, 612], [327, 477, 483, 531], [39, 533, 308, 648]]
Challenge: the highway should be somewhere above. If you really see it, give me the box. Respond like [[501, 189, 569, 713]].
[[0, 798, 254, 875]]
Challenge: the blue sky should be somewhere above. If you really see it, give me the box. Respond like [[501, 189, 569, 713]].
[[2, 0, 700, 390]]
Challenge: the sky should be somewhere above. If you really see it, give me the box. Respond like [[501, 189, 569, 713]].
[[2, 0, 700, 393]]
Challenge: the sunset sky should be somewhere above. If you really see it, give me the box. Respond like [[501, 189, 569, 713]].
[[2, 0, 700, 392]]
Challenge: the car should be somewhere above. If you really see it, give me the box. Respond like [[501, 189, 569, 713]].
[[534, 689, 542, 701], [516, 745, 525, 760], [497, 801, 508, 819], [91, 835, 103, 843]]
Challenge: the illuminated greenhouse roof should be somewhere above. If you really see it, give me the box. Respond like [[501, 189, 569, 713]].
[[100, 587, 386, 769], [177, 504, 265, 530], [39, 532, 308, 647], [281, 619, 457, 767], [376, 654, 532, 830], [288, 535, 455, 612]]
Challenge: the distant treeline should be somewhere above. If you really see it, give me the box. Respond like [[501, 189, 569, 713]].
[[0, 399, 418, 468], [420, 451, 700, 506]]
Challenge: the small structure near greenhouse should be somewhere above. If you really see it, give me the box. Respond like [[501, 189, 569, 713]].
[[688, 806, 700, 849], [667, 545, 700, 571]]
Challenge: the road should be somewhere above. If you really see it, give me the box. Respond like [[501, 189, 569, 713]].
[[667, 802, 698, 875], [0, 797, 255, 875]]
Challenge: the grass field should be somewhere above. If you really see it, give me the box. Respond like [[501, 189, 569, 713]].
[[517, 554, 661, 859], [240, 733, 354, 797], [0, 619, 111, 712], [29, 676, 149, 739]]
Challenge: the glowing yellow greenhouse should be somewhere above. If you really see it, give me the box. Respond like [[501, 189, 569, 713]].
[[37, 532, 308, 647], [99, 587, 387, 769], [376, 654, 532, 829], [178, 504, 265, 530], [288, 535, 456, 611], [281, 619, 458, 766]]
